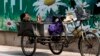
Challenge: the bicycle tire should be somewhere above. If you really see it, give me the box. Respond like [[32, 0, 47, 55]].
[[21, 36, 37, 56], [78, 32, 100, 56], [49, 36, 64, 55]]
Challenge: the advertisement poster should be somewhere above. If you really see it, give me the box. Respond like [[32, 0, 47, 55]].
[[0, 0, 99, 37]]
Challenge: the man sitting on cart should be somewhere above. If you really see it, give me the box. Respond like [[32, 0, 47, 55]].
[[18, 13, 35, 37], [19, 13, 44, 36]]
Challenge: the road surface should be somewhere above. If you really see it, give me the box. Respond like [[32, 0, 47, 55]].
[[0, 45, 81, 56]]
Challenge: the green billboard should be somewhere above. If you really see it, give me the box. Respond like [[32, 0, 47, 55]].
[[0, 0, 100, 36]]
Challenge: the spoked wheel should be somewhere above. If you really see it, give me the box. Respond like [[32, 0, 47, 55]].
[[21, 36, 37, 56], [49, 36, 64, 55], [78, 32, 100, 56]]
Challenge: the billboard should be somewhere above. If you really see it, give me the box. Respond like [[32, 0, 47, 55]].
[[0, 0, 100, 35]]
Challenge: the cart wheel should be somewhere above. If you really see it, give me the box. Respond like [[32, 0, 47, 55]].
[[49, 36, 64, 55], [78, 32, 100, 56], [21, 36, 37, 56]]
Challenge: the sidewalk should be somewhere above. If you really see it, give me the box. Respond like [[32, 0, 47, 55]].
[[0, 45, 81, 56]]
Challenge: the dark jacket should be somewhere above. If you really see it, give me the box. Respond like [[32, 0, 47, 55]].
[[17, 20, 34, 36]]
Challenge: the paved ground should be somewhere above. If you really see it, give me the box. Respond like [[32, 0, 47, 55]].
[[0, 45, 81, 56]]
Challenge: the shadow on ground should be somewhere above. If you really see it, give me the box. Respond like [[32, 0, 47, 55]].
[[0, 51, 52, 56]]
